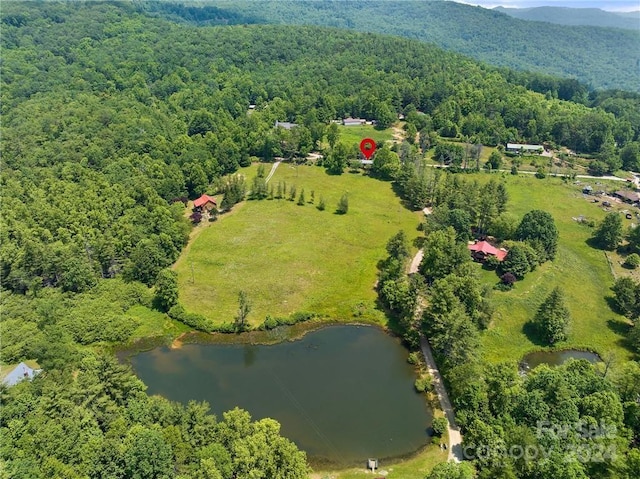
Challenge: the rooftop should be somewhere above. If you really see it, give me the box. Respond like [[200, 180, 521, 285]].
[[194, 194, 217, 208], [468, 240, 507, 261]]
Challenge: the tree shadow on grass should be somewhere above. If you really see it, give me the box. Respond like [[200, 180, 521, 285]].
[[585, 237, 603, 250], [606, 317, 632, 337], [604, 295, 629, 316], [522, 321, 548, 347], [390, 181, 419, 212]]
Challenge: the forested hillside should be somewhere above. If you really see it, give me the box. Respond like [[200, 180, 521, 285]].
[[495, 6, 640, 30], [1, 2, 640, 477], [168, 0, 640, 92]]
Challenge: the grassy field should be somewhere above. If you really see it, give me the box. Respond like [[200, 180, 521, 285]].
[[335, 124, 394, 149], [175, 165, 422, 326], [126, 305, 191, 342], [311, 443, 447, 479], [476, 173, 634, 363]]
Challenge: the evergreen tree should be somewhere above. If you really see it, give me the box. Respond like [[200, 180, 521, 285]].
[[336, 193, 349, 214], [534, 287, 571, 344]]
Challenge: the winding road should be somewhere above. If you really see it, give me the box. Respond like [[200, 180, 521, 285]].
[[410, 249, 464, 463]]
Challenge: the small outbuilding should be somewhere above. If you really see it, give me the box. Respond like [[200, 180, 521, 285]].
[[2, 362, 42, 387], [468, 240, 507, 262]]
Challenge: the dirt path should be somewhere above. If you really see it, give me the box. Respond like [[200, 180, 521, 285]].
[[419, 335, 463, 462], [391, 125, 404, 144], [410, 249, 464, 463], [409, 249, 424, 275]]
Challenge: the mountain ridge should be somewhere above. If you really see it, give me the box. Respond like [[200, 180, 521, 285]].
[[150, 0, 640, 92], [494, 5, 640, 30]]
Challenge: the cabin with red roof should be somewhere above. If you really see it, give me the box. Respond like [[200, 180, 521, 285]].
[[468, 240, 507, 262], [193, 194, 217, 212]]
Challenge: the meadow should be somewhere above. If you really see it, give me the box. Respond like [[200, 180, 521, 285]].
[[175, 164, 422, 327], [335, 124, 395, 148], [475, 173, 634, 363], [175, 165, 634, 361]]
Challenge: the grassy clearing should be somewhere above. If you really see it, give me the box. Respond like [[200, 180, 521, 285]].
[[477, 174, 634, 363], [335, 124, 394, 148], [175, 165, 422, 326], [311, 443, 446, 479], [127, 305, 191, 342]]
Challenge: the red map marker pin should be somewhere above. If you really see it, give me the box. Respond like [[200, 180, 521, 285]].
[[359, 138, 377, 160]]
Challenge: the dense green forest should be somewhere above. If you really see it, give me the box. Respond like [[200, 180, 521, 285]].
[[1, 2, 640, 477], [159, 0, 640, 92], [494, 6, 640, 30]]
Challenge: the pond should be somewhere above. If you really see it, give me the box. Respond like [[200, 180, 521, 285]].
[[521, 350, 602, 371], [128, 325, 433, 466]]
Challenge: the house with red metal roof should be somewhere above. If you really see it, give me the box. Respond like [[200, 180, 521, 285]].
[[468, 240, 507, 262], [193, 194, 217, 211]]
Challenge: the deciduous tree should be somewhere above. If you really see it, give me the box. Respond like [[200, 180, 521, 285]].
[[592, 212, 623, 250]]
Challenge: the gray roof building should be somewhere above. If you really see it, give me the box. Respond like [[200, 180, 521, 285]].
[[2, 362, 41, 387], [275, 121, 298, 130]]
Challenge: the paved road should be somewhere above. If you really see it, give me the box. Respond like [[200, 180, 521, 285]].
[[410, 249, 464, 462]]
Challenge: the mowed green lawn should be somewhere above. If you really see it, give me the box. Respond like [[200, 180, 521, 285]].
[[477, 174, 634, 363], [175, 165, 422, 326], [335, 124, 394, 148]]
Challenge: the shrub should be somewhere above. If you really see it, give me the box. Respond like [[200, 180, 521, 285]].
[[535, 167, 546, 179], [500, 272, 517, 289], [259, 312, 317, 330], [624, 253, 640, 269], [336, 193, 349, 214], [432, 417, 448, 437], [317, 197, 326, 211], [168, 304, 214, 332], [414, 375, 432, 393], [189, 211, 202, 224], [484, 255, 500, 270], [407, 351, 421, 365]]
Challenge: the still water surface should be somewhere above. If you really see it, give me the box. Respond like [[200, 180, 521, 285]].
[[521, 350, 601, 370], [129, 325, 432, 465]]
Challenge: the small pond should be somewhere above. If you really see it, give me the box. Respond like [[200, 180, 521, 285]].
[[521, 350, 602, 371], [128, 325, 433, 466]]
